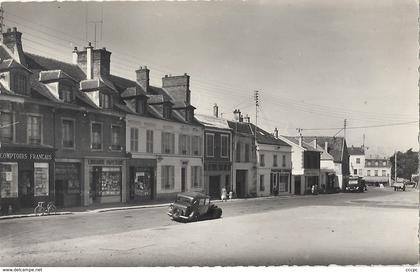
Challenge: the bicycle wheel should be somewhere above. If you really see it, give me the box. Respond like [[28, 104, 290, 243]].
[[34, 206, 44, 216], [47, 204, 57, 215]]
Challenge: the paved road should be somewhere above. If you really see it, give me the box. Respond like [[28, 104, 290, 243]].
[[0, 187, 418, 266]]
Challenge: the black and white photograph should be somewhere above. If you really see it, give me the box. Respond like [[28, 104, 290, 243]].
[[0, 0, 418, 271]]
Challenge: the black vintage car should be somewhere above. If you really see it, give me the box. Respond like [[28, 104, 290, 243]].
[[167, 192, 222, 222], [345, 176, 366, 193]]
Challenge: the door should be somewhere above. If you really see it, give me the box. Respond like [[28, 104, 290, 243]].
[[209, 175, 221, 199], [131, 167, 154, 201], [294, 176, 301, 195], [235, 170, 247, 198], [181, 167, 186, 192], [18, 170, 34, 208]]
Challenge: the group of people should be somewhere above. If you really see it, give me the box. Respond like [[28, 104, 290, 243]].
[[220, 188, 232, 201]]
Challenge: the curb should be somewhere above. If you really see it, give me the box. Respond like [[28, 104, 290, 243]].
[[0, 212, 73, 220]]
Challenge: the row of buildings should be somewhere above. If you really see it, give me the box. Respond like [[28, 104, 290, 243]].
[[0, 27, 383, 212]]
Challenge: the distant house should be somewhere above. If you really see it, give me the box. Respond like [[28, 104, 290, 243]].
[[364, 157, 391, 186], [348, 146, 365, 177]]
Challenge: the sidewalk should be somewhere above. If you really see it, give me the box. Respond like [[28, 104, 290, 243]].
[[0, 193, 320, 221]]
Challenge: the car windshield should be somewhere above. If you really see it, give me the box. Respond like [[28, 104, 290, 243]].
[[176, 196, 192, 204]]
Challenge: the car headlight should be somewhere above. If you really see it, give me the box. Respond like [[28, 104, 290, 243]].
[[356, 186, 359, 190]]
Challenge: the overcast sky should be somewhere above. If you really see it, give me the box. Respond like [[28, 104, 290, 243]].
[[3, 0, 418, 156]]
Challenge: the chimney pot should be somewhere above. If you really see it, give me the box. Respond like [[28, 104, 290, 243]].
[[324, 141, 328, 152], [299, 136, 303, 147], [12, 27, 17, 32], [213, 103, 219, 118], [88, 42, 92, 47], [184, 73, 187, 76], [274, 127, 279, 139]]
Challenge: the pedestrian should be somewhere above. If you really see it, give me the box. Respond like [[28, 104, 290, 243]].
[[221, 188, 227, 202], [229, 191, 233, 200], [311, 185, 315, 195]]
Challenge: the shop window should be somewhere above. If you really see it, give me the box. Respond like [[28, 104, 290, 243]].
[[34, 163, 49, 197], [279, 174, 289, 192], [282, 155, 286, 167], [191, 166, 202, 188], [161, 165, 174, 190], [62, 119, 75, 149], [130, 127, 139, 152], [27, 115, 42, 145], [244, 144, 250, 162], [55, 163, 80, 194], [221, 135, 229, 158], [11, 72, 28, 95], [146, 130, 154, 153], [192, 135, 202, 156], [205, 133, 214, 157], [91, 123, 103, 150], [273, 155, 277, 167], [260, 154, 265, 167], [0, 163, 18, 198], [161, 132, 175, 154], [90, 166, 121, 196], [260, 175, 265, 191], [111, 125, 122, 151], [0, 112, 13, 143], [99, 92, 111, 109], [179, 134, 191, 155], [59, 84, 73, 103]]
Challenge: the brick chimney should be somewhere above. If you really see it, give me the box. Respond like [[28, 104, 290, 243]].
[[313, 138, 318, 149], [233, 109, 241, 121], [72, 47, 78, 64], [244, 114, 250, 123], [213, 103, 219, 117], [162, 73, 190, 104], [324, 141, 329, 152], [274, 128, 278, 139], [76, 43, 111, 79], [299, 135, 303, 147], [136, 66, 149, 92], [2, 27, 26, 66]]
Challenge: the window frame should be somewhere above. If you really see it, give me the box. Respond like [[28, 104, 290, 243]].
[[260, 154, 265, 167], [0, 111, 14, 143], [259, 175, 265, 191], [161, 132, 175, 154], [27, 114, 43, 145], [220, 134, 229, 158], [273, 154, 278, 167], [205, 133, 215, 158], [282, 154, 286, 167], [161, 165, 175, 190], [191, 166, 202, 188], [146, 130, 154, 153], [61, 118, 76, 149], [99, 92, 112, 109], [130, 127, 139, 152], [90, 122, 103, 151], [110, 125, 122, 151]]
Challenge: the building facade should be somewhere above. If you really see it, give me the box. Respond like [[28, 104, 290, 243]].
[[196, 108, 232, 200], [348, 146, 365, 177], [364, 157, 391, 186]]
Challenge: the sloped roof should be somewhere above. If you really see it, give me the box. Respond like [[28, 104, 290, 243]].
[[227, 121, 289, 146], [195, 114, 231, 130], [25, 52, 86, 81], [283, 136, 320, 151], [301, 136, 347, 162], [39, 70, 76, 83], [348, 146, 365, 156]]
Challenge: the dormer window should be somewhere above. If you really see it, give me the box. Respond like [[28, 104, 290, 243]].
[[185, 108, 193, 122], [59, 84, 73, 103], [11, 71, 28, 95], [99, 92, 111, 109], [136, 98, 145, 114], [163, 104, 171, 119]]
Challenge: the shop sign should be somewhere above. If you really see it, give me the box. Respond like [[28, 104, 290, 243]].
[[88, 159, 123, 165], [0, 152, 53, 161], [304, 169, 320, 176]]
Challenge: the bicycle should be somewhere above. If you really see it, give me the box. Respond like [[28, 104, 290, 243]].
[[34, 201, 57, 216]]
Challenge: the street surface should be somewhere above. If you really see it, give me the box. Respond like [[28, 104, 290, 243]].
[[0, 187, 418, 266]]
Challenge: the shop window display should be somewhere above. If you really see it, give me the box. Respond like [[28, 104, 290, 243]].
[[0, 163, 18, 198], [90, 166, 121, 197], [34, 162, 49, 197]]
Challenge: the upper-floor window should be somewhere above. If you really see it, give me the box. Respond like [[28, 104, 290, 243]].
[[136, 99, 145, 114], [162, 132, 175, 154], [27, 115, 42, 145], [185, 108, 193, 122], [381, 170, 386, 176], [260, 154, 265, 167], [205, 133, 214, 157], [11, 72, 28, 95], [273, 155, 278, 167], [130, 127, 139, 152], [356, 158, 360, 164], [179, 134, 191, 155], [59, 85, 73, 103], [163, 105, 171, 119], [99, 92, 111, 109], [192, 135, 202, 156], [236, 142, 241, 162], [62, 119, 75, 149], [382, 162, 386, 166], [244, 143, 250, 162], [221, 135, 229, 158], [374, 170, 378, 176], [91, 123, 102, 150], [0, 112, 13, 143], [146, 130, 154, 153], [111, 125, 122, 150], [367, 170, 371, 176], [375, 162, 379, 166], [282, 155, 286, 167]]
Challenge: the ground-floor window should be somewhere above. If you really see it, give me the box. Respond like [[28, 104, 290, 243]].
[[0, 163, 18, 198], [90, 166, 121, 197], [34, 163, 49, 197], [191, 166, 202, 188], [278, 174, 289, 193], [161, 165, 174, 190], [56, 163, 80, 195], [259, 175, 265, 191]]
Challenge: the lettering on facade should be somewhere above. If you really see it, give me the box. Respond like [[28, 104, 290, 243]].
[[0, 152, 53, 161], [88, 159, 123, 165]]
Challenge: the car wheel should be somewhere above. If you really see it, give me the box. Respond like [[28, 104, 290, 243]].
[[213, 207, 222, 219]]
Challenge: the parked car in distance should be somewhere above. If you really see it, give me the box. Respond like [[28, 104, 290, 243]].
[[393, 181, 405, 191], [345, 176, 366, 193], [167, 192, 222, 222]]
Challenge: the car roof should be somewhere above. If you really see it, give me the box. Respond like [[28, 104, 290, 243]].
[[177, 192, 208, 199]]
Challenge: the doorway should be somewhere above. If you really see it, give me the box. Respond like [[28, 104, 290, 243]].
[[130, 167, 155, 202], [18, 170, 34, 208], [181, 167, 186, 192], [294, 176, 301, 195], [235, 170, 247, 198], [209, 175, 221, 199]]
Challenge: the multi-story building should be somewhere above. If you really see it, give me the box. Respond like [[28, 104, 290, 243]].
[[0, 28, 128, 210], [123, 68, 204, 203], [279, 136, 321, 195], [195, 105, 232, 199], [364, 157, 391, 186], [348, 146, 365, 177]]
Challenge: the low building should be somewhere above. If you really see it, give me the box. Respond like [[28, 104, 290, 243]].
[[364, 157, 391, 186], [348, 146, 365, 177], [195, 105, 232, 200]]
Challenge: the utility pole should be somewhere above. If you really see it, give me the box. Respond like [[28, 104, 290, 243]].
[[254, 90, 260, 195], [0, 6, 4, 41], [344, 119, 347, 140], [394, 151, 397, 183]]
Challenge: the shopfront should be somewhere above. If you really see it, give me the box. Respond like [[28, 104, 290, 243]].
[[87, 158, 125, 204], [55, 162, 81, 207], [270, 170, 291, 195], [0, 146, 55, 211], [128, 159, 156, 203], [303, 169, 320, 195]]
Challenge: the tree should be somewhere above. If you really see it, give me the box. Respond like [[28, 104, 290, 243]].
[[389, 148, 419, 180]]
